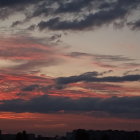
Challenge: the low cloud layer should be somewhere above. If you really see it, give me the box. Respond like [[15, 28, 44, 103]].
[[0, 95, 140, 119]]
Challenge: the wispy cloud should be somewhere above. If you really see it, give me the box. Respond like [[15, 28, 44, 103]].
[[0, 36, 65, 73]]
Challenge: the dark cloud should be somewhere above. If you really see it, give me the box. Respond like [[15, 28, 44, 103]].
[[56, 73, 140, 85], [48, 34, 61, 42], [11, 20, 23, 27], [38, 8, 127, 31], [56, 71, 100, 85], [0, 95, 140, 118], [0, 0, 139, 31], [100, 70, 113, 75], [22, 84, 40, 91], [127, 19, 140, 30], [19, 71, 108, 91], [0, 0, 39, 19], [0, 0, 37, 7], [24, 0, 94, 19], [55, 0, 93, 13], [27, 24, 36, 31], [21, 83, 55, 93], [37, 0, 140, 31]]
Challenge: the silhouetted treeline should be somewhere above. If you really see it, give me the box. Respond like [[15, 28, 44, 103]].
[[1, 129, 140, 140], [66, 129, 140, 140]]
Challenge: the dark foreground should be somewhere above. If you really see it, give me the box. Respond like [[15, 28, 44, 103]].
[[1, 129, 140, 140]]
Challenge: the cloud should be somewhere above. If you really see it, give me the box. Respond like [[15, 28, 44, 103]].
[[0, 69, 139, 101], [0, 0, 36, 7], [69, 52, 134, 62], [0, 71, 55, 100], [0, 95, 140, 118], [0, 0, 39, 19], [38, 8, 126, 31], [68, 52, 137, 69], [0, 36, 65, 72], [22, 84, 40, 91], [0, 0, 139, 31], [37, 0, 140, 31], [56, 73, 140, 85], [56, 71, 99, 85], [1, 36, 136, 74], [127, 19, 140, 30], [124, 69, 140, 75], [54, 0, 96, 14], [11, 20, 23, 27]]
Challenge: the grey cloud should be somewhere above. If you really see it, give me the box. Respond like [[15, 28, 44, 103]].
[[123, 63, 140, 67], [0, 0, 40, 19], [38, 8, 127, 31], [56, 74, 140, 85], [11, 20, 23, 27], [55, 0, 94, 13], [22, 84, 40, 91], [100, 70, 113, 75], [0, 0, 37, 7], [21, 84, 54, 92], [12, 59, 61, 72], [48, 34, 61, 42], [0, 0, 139, 31], [94, 54, 134, 62], [37, 0, 140, 31], [0, 47, 50, 59], [0, 95, 140, 118], [27, 24, 36, 31], [69, 52, 134, 62], [0, 8, 15, 20], [56, 71, 100, 85], [127, 19, 140, 30], [26, 0, 94, 19], [124, 69, 140, 75]]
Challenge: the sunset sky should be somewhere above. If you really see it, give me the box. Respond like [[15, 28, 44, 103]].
[[0, 0, 140, 137]]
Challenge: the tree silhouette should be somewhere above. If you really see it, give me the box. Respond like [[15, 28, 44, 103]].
[[75, 129, 89, 140], [16, 131, 28, 140]]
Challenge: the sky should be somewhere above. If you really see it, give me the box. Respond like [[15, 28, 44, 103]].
[[0, 0, 140, 137]]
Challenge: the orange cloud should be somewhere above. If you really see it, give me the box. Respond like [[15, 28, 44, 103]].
[[0, 73, 55, 100]]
